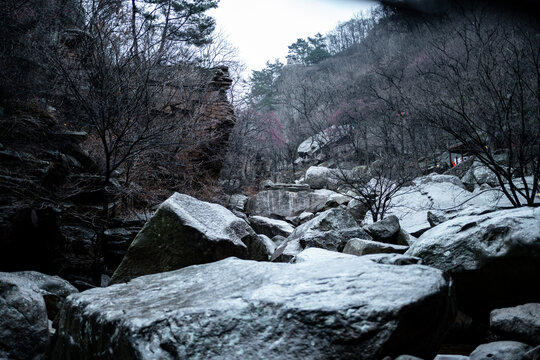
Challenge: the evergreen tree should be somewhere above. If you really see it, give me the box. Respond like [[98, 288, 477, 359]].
[[248, 60, 283, 111]]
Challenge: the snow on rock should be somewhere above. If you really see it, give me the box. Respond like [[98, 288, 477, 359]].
[[406, 206, 540, 318], [110, 193, 258, 284], [245, 188, 329, 219], [52, 251, 455, 360], [0, 272, 50, 360]]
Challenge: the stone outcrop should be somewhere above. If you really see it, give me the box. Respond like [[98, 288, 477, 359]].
[[272, 207, 370, 262], [490, 303, 540, 345], [53, 249, 455, 360], [406, 206, 540, 318], [110, 193, 258, 284], [0, 272, 50, 360]]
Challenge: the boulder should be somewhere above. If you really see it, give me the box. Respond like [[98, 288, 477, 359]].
[[272, 207, 369, 262], [110, 193, 257, 284], [303, 166, 340, 189], [246, 188, 329, 219], [364, 215, 401, 244], [469, 341, 532, 360], [462, 161, 500, 188], [249, 215, 295, 238], [12, 271, 78, 320], [0, 272, 50, 360], [343, 238, 409, 256], [418, 173, 467, 190], [490, 303, 540, 344], [406, 207, 540, 319], [52, 249, 455, 360]]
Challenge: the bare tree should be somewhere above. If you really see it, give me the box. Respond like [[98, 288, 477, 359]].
[[418, 9, 540, 206]]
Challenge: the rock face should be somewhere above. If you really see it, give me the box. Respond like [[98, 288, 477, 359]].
[[272, 207, 369, 262], [469, 341, 532, 360], [52, 249, 455, 360], [490, 303, 540, 344], [249, 215, 295, 238], [364, 215, 401, 244], [245, 187, 329, 218], [0, 273, 50, 360], [406, 207, 540, 318], [110, 193, 256, 284], [343, 238, 408, 256]]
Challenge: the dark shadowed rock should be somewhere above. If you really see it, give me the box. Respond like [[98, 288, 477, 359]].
[[249, 215, 295, 238], [0, 272, 49, 360], [490, 303, 540, 344], [272, 207, 369, 262], [343, 238, 408, 256], [52, 249, 455, 360], [362, 253, 423, 266], [469, 341, 531, 360], [110, 193, 256, 284], [364, 215, 401, 244], [407, 207, 540, 319], [524, 345, 540, 360]]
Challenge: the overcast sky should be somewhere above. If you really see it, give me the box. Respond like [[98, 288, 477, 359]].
[[209, 0, 377, 74]]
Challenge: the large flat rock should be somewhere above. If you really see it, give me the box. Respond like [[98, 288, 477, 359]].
[[53, 250, 455, 360]]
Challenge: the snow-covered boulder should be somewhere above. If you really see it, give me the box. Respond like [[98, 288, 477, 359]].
[[407, 207, 540, 318], [343, 238, 408, 256], [0, 272, 50, 360], [110, 193, 259, 284], [490, 303, 540, 345], [53, 250, 455, 360], [249, 215, 295, 238], [272, 207, 369, 262]]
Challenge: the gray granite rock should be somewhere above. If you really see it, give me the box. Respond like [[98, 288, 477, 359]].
[[52, 249, 455, 360], [364, 215, 401, 244], [469, 341, 531, 360]]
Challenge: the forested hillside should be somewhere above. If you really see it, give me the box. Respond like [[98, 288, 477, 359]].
[[222, 1, 539, 210]]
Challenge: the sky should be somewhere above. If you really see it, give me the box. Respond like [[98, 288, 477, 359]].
[[208, 0, 377, 74]]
